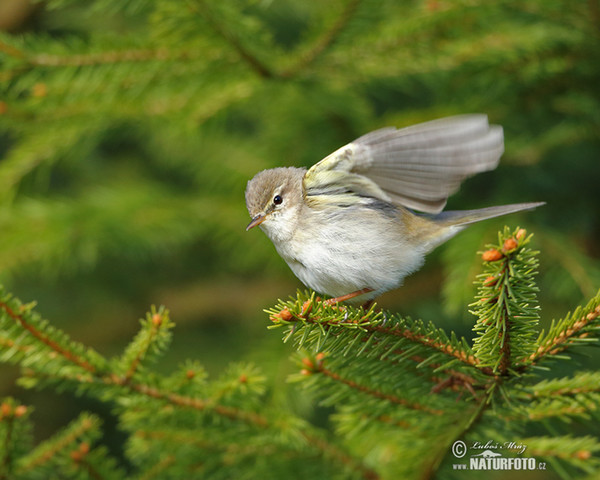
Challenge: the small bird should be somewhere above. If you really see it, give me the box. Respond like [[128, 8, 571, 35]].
[[245, 115, 543, 304]]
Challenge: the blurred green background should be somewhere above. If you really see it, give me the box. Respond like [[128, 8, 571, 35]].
[[0, 0, 599, 457]]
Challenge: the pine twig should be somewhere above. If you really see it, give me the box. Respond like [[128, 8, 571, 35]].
[[0, 300, 97, 374], [527, 304, 600, 364], [308, 358, 444, 415], [18, 415, 98, 473], [122, 311, 166, 384]]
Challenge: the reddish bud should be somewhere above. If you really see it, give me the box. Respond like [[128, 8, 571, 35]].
[[483, 276, 497, 286], [516, 228, 527, 240], [315, 352, 325, 361], [482, 249, 503, 262], [503, 238, 518, 252], [14, 405, 27, 417], [1, 403, 11, 417], [300, 369, 312, 376], [239, 374, 248, 383], [152, 313, 162, 326], [576, 450, 591, 460], [301, 358, 314, 369], [301, 300, 313, 316], [186, 370, 195, 380], [274, 307, 293, 322], [70, 450, 82, 462]]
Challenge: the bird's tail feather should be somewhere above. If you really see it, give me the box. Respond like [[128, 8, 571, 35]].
[[434, 202, 545, 227]]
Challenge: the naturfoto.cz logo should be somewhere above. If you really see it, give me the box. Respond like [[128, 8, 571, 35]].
[[451, 440, 547, 471]]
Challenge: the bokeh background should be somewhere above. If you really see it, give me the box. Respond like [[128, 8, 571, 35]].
[[1, 0, 599, 465]]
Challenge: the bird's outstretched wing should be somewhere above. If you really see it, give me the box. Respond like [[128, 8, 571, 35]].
[[303, 115, 504, 213]]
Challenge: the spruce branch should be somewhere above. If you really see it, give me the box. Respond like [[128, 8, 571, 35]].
[[527, 292, 600, 365], [0, 34, 196, 68], [280, 0, 363, 78], [267, 293, 483, 372], [522, 435, 600, 470], [301, 354, 444, 416], [527, 371, 600, 398], [0, 288, 376, 480], [112, 376, 379, 480], [0, 294, 106, 375], [188, 0, 274, 79], [16, 412, 100, 475], [115, 306, 174, 384], [470, 227, 540, 374]]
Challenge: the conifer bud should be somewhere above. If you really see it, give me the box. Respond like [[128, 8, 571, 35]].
[[14, 405, 27, 417], [301, 357, 314, 369], [503, 238, 518, 253], [271, 307, 293, 322], [70, 442, 90, 462], [576, 450, 591, 460], [301, 300, 313, 316], [516, 228, 527, 240], [482, 249, 503, 261], [152, 313, 162, 326]]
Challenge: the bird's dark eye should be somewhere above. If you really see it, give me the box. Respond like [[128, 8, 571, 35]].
[[273, 194, 283, 205]]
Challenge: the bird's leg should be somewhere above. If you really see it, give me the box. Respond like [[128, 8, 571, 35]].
[[323, 288, 374, 306]]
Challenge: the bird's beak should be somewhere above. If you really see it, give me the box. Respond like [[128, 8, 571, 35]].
[[246, 214, 266, 231]]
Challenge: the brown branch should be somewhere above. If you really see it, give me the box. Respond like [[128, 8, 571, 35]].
[[29, 48, 181, 67], [123, 313, 165, 383], [126, 380, 378, 479], [34, 366, 377, 480], [367, 322, 481, 368], [0, 37, 203, 69], [18, 417, 96, 472], [124, 380, 270, 427], [274, 305, 482, 369], [0, 300, 96, 373], [526, 304, 600, 364], [315, 364, 443, 416], [1, 297, 374, 478]]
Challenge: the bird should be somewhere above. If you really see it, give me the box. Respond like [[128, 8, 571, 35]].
[[245, 114, 544, 305]]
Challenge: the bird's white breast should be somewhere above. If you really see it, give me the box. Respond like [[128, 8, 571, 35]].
[[268, 205, 427, 299]]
